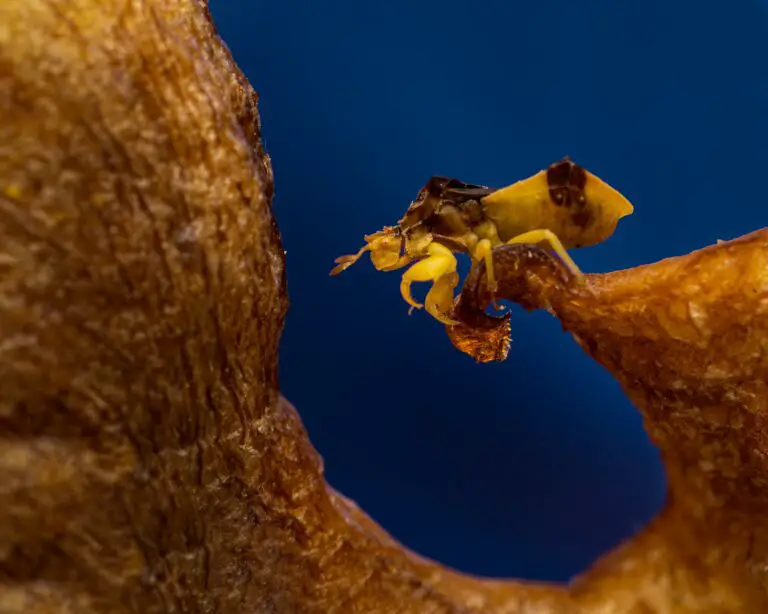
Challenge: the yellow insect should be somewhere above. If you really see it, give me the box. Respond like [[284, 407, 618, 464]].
[[330, 157, 634, 325]]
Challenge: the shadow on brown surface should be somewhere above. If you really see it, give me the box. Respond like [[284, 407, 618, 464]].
[[1, 0, 767, 612]]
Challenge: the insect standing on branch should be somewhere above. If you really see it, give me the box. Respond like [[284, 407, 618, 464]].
[[330, 158, 634, 325]]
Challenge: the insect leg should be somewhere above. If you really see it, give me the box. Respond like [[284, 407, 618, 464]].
[[399, 243, 459, 323], [472, 238, 507, 311], [424, 272, 460, 325], [505, 229, 584, 280], [473, 239, 498, 292]]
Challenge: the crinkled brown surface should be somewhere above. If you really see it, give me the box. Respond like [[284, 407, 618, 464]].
[[1, 0, 768, 613], [447, 235, 768, 611]]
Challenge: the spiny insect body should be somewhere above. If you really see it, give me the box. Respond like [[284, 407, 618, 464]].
[[331, 157, 634, 325]]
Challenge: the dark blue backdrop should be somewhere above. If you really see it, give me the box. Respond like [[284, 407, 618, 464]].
[[211, 2, 768, 582]]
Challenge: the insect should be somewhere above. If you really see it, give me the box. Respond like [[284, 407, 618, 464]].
[[330, 157, 634, 325]]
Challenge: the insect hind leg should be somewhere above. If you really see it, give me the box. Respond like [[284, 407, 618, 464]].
[[505, 229, 584, 280]]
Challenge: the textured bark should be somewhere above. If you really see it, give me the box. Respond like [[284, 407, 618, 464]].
[[1, 0, 766, 613]]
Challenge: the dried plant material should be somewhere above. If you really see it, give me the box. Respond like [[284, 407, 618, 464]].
[[2, 0, 768, 613], [445, 231, 768, 611], [446, 245, 579, 362], [0, 0, 287, 613]]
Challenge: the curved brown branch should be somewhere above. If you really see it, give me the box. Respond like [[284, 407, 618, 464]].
[[1, 0, 767, 613], [448, 233, 768, 610]]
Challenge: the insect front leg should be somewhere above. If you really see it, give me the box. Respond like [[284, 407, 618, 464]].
[[399, 243, 460, 325], [423, 271, 460, 325]]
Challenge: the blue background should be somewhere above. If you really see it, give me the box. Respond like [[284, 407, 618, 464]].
[[211, 2, 768, 582]]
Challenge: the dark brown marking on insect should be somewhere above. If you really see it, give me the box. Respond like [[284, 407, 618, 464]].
[[440, 179, 494, 203], [456, 198, 485, 227], [417, 176, 493, 204], [546, 157, 588, 210], [571, 207, 593, 229], [400, 177, 446, 231], [400, 175, 492, 240], [428, 205, 469, 236]]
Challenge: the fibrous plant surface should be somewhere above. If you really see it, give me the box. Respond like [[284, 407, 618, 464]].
[[1, 1, 766, 612]]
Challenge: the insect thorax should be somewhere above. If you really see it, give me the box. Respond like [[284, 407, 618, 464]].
[[397, 176, 497, 255]]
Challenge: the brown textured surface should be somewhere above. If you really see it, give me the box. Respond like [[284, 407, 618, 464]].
[[1, 0, 768, 613], [447, 235, 768, 611]]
